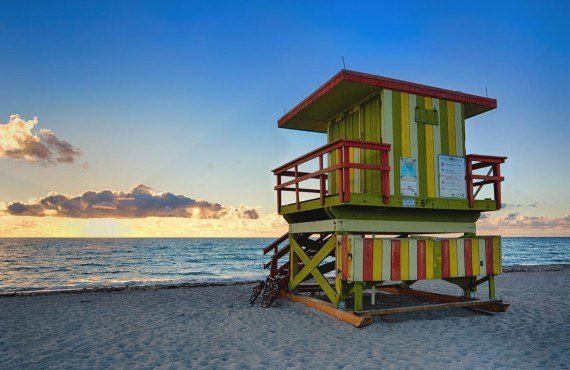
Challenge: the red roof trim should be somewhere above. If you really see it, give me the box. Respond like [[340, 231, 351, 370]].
[[278, 70, 497, 127]]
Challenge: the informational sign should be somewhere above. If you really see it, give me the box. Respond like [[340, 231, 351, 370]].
[[400, 157, 418, 196], [439, 155, 466, 198], [402, 197, 415, 207]]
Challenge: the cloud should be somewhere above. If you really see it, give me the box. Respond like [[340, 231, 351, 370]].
[[478, 212, 570, 235], [0, 115, 81, 165], [4, 184, 259, 220]]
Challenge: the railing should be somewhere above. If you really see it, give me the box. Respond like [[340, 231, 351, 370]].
[[273, 139, 391, 211], [466, 154, 507, 209]]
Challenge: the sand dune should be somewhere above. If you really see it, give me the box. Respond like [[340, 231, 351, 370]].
[[1, 266, 568, 369]]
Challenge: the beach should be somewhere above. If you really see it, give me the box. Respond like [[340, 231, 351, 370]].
[[1, 265, 569, 369]]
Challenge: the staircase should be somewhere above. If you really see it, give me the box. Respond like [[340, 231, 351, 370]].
[[250, 233, 333, 307]]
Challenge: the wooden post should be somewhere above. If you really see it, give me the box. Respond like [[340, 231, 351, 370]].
[[380, 148, 390, 204], [319, 155, 325, 206], [337, 148, 343, 202], [294, 165, 300, 210], [290, 235, 299, 286], [488, 274, 496, 299], [354, 282, 364, 311], [342, 145, 350, 202], [493, 163, 502, 209], [466, 157, 474, 208], [276, 174, 282, 211]]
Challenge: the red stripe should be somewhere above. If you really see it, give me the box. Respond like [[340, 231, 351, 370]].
[[486, 237, 493, 275], [341, 236, 348, 280], [464, 239, 473, 276], [441, 240, 450, 278], [417, 240, 426, 279], [391, 240, 401, 281], [363, 238, 374, 281]]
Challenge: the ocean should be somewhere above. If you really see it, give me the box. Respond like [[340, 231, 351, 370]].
[[0, 237, 568, 294]]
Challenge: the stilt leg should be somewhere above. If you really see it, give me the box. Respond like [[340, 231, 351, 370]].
[[488, 275, 496, 299], [354, 282, 364, 311]]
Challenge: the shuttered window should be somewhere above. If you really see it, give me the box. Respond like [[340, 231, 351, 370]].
[[415, 107, 439, 125]]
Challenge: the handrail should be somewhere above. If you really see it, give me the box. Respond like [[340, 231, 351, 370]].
[[263, 232, 288, 255], [273, 139, 391, 211], [466, 154, 507, 209]]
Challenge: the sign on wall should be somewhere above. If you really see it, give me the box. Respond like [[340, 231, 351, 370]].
[[439, 155, 466, 198], [400, 157, 418, 196]]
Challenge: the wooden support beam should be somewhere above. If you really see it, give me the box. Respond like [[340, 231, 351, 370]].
[[289, 236, 339, 304], [358, 299, 501, 317], [377, 286, 509, 313], [282, 292, 372, 328]]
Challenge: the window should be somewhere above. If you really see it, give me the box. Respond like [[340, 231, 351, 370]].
[[415, 107, 439, 125]]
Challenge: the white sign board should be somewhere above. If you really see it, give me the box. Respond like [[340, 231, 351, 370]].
[[438, 155, 466, 198], [400, 157, 418, 196]]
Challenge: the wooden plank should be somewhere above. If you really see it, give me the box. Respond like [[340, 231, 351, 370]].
[[377, 286, 509, 313], [363, 238, 374, 281], [382, 90, 395, 195], [352, 235, 364, 281], [391, 240, 401, 281], [372, 238, 382, 281], [381, 239, 391, 281], [359, 299, 501, 316], [282, 293, 372, 328], [408, 239, 418, 280], [400, 239, 409, 281]]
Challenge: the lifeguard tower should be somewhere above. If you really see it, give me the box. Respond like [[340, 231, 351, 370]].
[[251, 70, 508, 327]]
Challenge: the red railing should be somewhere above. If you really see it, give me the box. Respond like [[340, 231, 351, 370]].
[[273, 139, 391, 210], [466, 154, 507, 209]]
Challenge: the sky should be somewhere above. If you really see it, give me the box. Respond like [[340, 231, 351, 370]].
[[0, 0, 568, 237]]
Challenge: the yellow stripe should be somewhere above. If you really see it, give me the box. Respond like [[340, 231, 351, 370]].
[[373, 238, 382, 280], [425, 240, 434, 279], [493, 236, 501, 274], [449, 239, 458, 277], [447, 101, 456, 155], [401, 93, 410, 157], [347, 237, 353, 280], [400, 239, 409, 280], [471, 238, 480, 276], [425, 97, 435, 197]]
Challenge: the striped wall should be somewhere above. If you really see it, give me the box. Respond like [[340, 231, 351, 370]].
[[340, 235, 502, 282], [327, 90, 465, 199]]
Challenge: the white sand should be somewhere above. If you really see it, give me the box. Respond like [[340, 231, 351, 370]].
[[1, 265, 569, 369]]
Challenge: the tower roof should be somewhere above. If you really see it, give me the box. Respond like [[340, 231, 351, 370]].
[[278, 70, 497, 133]]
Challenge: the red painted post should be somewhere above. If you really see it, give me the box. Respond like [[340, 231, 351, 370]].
[[276, 174, 282, 211], [337, 147, 343, 202], [493, 163, 502, 209], [319, 154, 325, 205], [466, 157, 474, 208], [294, 165, 300, 210], [381, 149, 390, 204], [342, 145, 350, 202]]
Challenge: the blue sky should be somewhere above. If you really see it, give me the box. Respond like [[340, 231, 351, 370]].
[[0, 1, 568, 235]]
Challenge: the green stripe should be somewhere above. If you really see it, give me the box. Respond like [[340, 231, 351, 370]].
[[433, 240, 442, 279], [392, 92, 402, 196], [439, 100, 449, 154], [416, 96, 427, 197], [461, 103, 466, 156]]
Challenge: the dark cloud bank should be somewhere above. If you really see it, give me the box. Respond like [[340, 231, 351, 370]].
[[6, 185, 259, 220]]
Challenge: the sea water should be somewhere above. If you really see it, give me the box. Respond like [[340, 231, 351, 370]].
[[0, 237, 568, 293]]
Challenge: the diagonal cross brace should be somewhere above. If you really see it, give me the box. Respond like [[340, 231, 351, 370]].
[[289, 235, 339, 304]]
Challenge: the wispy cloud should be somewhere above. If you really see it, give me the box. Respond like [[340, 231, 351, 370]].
[[4, 184, 259, 220], [0, 115, 81, 165]]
